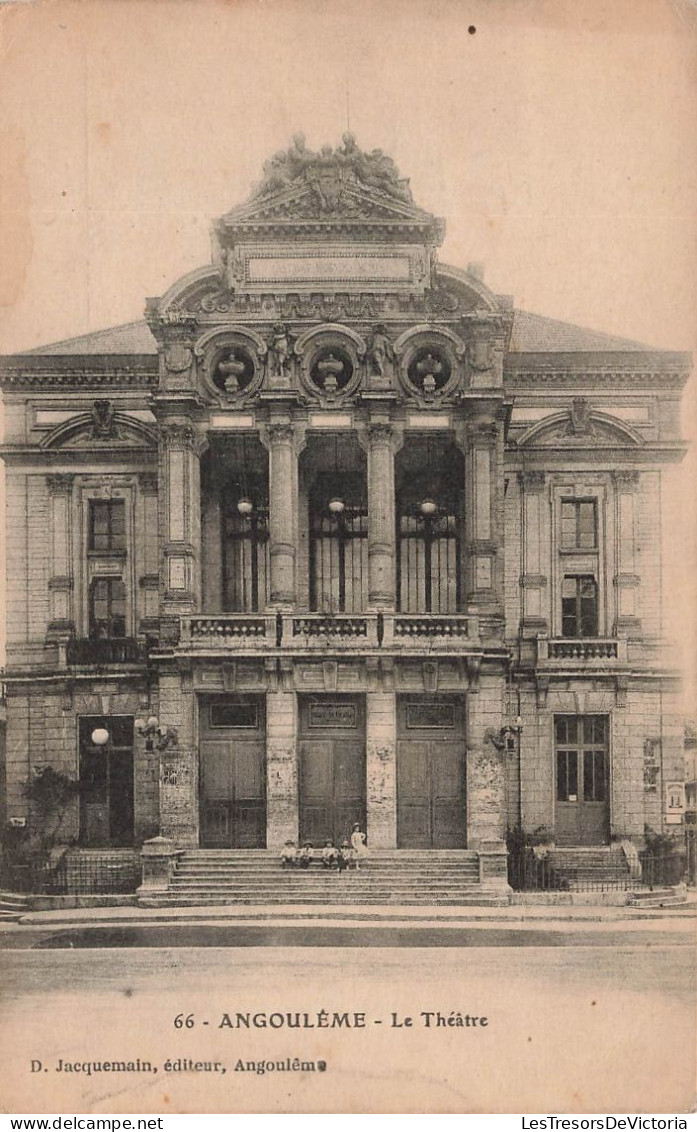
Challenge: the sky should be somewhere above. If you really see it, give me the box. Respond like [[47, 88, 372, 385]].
[[0, 0, 696, 699]]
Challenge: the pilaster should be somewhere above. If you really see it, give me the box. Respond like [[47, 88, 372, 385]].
[[366, 691, 397, 848], [266, 689, 299, 847]]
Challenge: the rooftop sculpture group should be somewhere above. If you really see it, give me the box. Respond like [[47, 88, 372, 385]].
[[252, 133, 414, 206]]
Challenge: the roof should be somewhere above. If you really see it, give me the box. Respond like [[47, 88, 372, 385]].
[[508, 309, 650, 353], [20, 320, 158, 356], [15, 310, 654, 358]]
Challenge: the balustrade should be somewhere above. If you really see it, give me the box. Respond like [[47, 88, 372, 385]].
[[537, 636, 627, 665]]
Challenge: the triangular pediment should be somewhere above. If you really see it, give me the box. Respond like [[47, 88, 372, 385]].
[[215, 136, 443, 241], [221, 179, 438, 227]]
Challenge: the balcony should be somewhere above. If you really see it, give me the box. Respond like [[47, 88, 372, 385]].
[[180, 615, 278, 652], [383, 613, 478, 652], [176, 612, 481, 655], [287, 614, 380, 651], [536, 635, 628, 669], [65, 637, 150, 667]]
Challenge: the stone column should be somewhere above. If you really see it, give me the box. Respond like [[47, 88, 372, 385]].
[[462, 411, 505, 612], [466, 676, 507, 848], [367, 421, 397, 609], [266, 421, 297, 608], [266, 690, 298, 847], [159, 420, 205, 634], [366, 691, 397, 848]]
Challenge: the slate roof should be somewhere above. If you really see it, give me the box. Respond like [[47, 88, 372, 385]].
[[15, 310, 653, 358], [508, 310, 650, 353], [20, 320, 158, 356]]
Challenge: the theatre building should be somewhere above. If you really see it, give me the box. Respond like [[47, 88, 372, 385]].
[[0, 138, 690, 902]]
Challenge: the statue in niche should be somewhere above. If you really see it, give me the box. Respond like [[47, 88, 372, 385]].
[[91, 399, 117, 440], [367, 324, 394, 378], [267, 323, 293, 381]]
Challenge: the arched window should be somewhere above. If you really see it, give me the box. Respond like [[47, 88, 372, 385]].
[[89, 577, 126, 639]]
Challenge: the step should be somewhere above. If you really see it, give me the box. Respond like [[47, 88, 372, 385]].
[[148, 895, 507, 907], [169, 883, 485, 894]]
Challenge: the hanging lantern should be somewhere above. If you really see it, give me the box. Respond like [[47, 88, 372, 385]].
[[91, 727, 109, 747], [237, 497, 254, 515], [419, 498, 438, 517], [328, 497, 346, 515]]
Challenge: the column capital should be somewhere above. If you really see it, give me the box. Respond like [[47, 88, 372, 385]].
[[612, 469, 640, 491], [159, 420, 195, 447], [46, 473, 75, 495], [519, 469, 546, 492], [367, 421, 394, 445], [267, 422, 295, 446]]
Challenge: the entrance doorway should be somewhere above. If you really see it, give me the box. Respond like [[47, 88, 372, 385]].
[[298, 695, 366, 845], [396, 696, 466, 848], [199, 695, 266, 848], [79, 716, 134, 846], [555, 715, 610, 846]]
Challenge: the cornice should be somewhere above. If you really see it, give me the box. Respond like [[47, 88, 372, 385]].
[[0, 357, 158, 393]]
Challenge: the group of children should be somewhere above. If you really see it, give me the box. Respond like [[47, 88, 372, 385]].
[[280, 823, 368, 872]]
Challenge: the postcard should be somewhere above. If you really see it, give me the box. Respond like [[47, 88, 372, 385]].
[[0, 0, 695, 1116]]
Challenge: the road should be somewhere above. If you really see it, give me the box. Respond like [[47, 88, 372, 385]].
[[0, 914, 694, 1114]]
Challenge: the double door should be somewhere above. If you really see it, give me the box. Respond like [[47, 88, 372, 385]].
[[555, 715, 610, 846], [199, 695, 266, 848], [397, 696, 466, 848], [298, 695, 366, 846]]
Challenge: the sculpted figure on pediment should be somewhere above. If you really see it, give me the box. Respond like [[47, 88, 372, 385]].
[[250, 133, 414, 208]]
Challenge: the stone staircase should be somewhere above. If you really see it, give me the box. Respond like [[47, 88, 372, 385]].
[[144, 849, 507, 907], [0, 890, 29, 921], [546, 846, 631, 889]]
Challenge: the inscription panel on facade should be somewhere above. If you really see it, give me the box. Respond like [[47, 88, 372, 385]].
[[247, 254, 411, 284], [308, 702, 358, 729]]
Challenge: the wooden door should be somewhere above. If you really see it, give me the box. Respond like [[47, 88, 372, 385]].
[[397, 697, 466, 848], [298, 696, 366, 846], [199, 696, 266, 848], [555, 716, 609, 846]]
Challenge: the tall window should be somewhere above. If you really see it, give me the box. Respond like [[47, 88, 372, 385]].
[[89, 577, 126, 639], [89, 500, 126, 552], [309, 473, 368, 613], [561, 575, 598, 637], [222, 494, 270, 613], [397, 506, 461, 613], [561, 500, 597, 550]]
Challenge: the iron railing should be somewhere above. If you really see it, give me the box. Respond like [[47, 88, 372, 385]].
[[508, 847, 688, 892], [4, 851, 140, 895]]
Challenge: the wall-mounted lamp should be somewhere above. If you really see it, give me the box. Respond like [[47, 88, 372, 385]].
[[485, 717, 523, 752], [134, 715, 179, 752]]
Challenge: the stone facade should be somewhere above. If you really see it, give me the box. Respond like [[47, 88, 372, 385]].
[[0, 137, 691, 875]]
